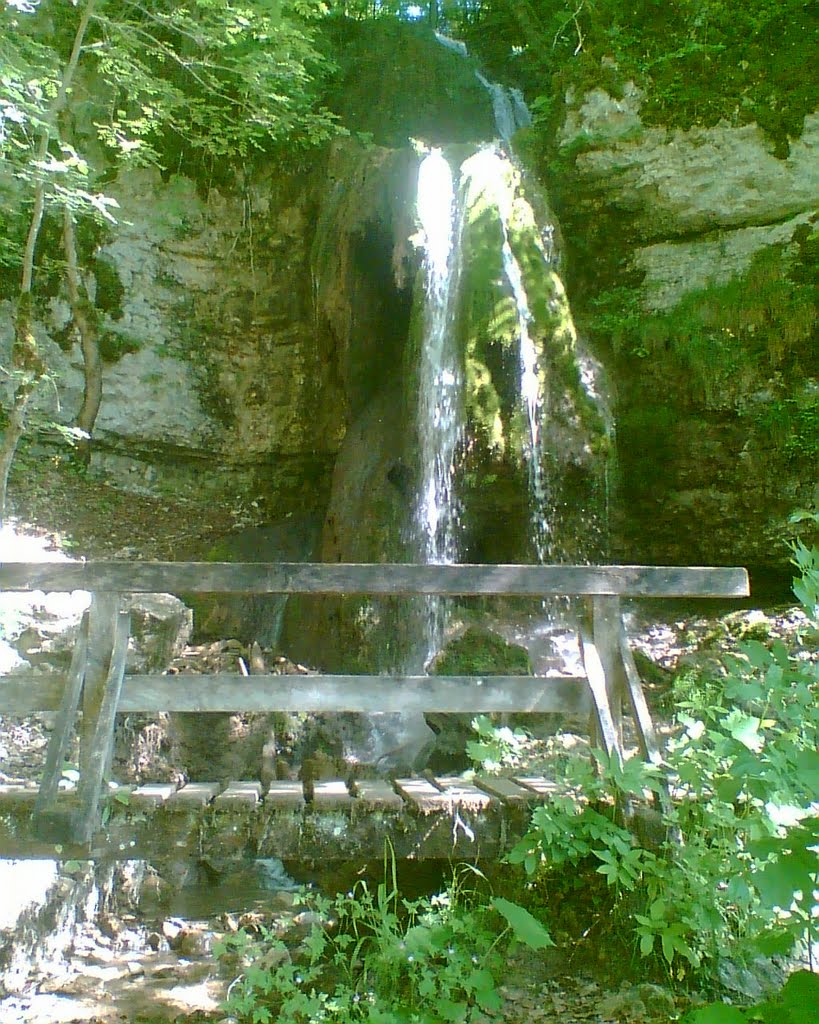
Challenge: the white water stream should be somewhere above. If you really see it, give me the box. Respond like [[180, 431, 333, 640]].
[[415, 149, 465, 661]]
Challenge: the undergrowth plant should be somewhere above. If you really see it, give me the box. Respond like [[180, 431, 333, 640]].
[[215, 848, 552, 1024], [509, 511, 819, 982], [466, 713, 530, 773]]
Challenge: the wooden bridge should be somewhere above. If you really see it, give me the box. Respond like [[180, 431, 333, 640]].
[[0, 561, 749, 861]]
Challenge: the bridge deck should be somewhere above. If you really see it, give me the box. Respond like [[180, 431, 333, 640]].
[[0, 559, 749, 855], [0, 773, 563, 862]]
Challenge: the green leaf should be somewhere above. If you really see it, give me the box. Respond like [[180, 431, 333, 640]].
[[491, 898, 554, 949], [777, 970, 819, 1024], [724, 710, 764, 752], [795, 749, 819, 797], [755, 847, 818, 909], [683, 1006, 747, 1024]]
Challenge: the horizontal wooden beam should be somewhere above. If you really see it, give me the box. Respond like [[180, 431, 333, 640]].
[[1, 673, 590, 715], [0, 561, 750, 597]]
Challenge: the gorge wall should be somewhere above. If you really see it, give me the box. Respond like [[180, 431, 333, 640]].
[[1, 18, 815, 600], [544, 84, 817, 582]]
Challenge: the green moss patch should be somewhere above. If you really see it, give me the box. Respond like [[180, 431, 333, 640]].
[[432, 626, 531, 676]]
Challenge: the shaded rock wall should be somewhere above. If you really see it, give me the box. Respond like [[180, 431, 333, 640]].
[[549, 87, 818, 575]]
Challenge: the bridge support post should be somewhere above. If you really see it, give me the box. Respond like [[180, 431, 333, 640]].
[[592, 596, 625, 751], [32, 610, 90, 835], [74, 594, 129, 842]]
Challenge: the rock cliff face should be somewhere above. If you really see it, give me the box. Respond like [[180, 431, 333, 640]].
[[0, 164, 344, 513], [550, 86, 818, 577], [1, 22, 814, 594]]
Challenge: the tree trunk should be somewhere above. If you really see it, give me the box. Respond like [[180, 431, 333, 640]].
[[0, 0, 97, 522], [63, 207, 102, 464]]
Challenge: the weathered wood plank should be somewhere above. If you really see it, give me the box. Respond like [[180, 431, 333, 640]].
[[352, 779, 404, 810], [80, 594, 120, 777], [33, 611, 89, 821], [394, 777, 449, 814], [432, 776, 494, 812], [265, 781, 305, 811], [0, 561, 750, 597], [167, 782, 222, 808], [130, 782, 179, 808], [5, 673, 590, 714], [619, 629, 674, 817], [580, 633, 622, 761], [473, 776, 538, 804], [74, 608, 130, 843], [214, 781, 263, 807], [593, 596, 624, 749], [619, 632, 663, 767], [0, 783, 38, 805], [311, 779, 353, 810], [0, 675, 64, 711], [513, 776, 562, 798]]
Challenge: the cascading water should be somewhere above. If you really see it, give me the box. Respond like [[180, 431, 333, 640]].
[[414, 148, 465, 661], [474, 72, 531, 149], [458, 147, 553, 563], [305, 29, 612, 770]]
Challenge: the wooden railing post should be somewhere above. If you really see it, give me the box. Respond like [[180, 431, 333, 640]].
[[75, 594, 129, 842], [80, 593, 120, 766], [592, 595, 625, 751], [33, 610, 90, 832]]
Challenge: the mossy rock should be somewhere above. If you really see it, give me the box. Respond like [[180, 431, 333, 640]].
[[431, 627, 531, 676]]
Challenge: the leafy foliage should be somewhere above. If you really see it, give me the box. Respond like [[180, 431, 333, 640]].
[[216, 852, 552, 1023], [466, 713, 530, 773], [455, 0, 818, 154], [509, 519, 819, 978], [683, 969, 819, 1023]]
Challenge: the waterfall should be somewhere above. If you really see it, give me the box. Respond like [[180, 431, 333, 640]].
[[460, 147, 553, 562], [474, 72, 531, 149], [437, 36, 556, 561], [415, 149, 465, 661]]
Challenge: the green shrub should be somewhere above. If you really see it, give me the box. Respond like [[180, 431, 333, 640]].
[[509, 514, 819, 980], [215, 851, 552, 1023]]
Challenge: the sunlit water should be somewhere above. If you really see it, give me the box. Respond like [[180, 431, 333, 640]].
[[415, 149, 465, 661]]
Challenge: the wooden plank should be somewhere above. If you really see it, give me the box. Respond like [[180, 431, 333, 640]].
[[513, 776, 562, 798], [593, 596, 624, 749], [619, 632, 663, 767], [2, 672, 590, 715], [394, 777, 450, 814], [0, 784, 38, 805], [80, 594, 120, 773], [74, 608, 130, 843], [619, 629, 674, 817], [352, 779, 403, 810], [264, 781, 305, 811], [0, 676, 64, 711], [432, 776, 494, 811], [33, 611, 89, 821], [311, 779, 353, 810], [167, 782, 222, 808], [214, 781, 263, 807], [580, 633, 622, 762], [130, 782, 179, 808], [0, 561, 750, 598], [473, 776, 538, 804]]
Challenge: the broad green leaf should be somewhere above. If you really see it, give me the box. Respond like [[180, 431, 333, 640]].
[[724, 710, 764, 752], [683, 1006, 747, 1024], [491, 897, 554, 949], [755, 847, 818, 909], [795, 750, 819, 796]]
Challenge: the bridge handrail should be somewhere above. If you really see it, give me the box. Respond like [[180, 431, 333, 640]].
[[0, 558, 750, 846], [0, 561, 750, 597]]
